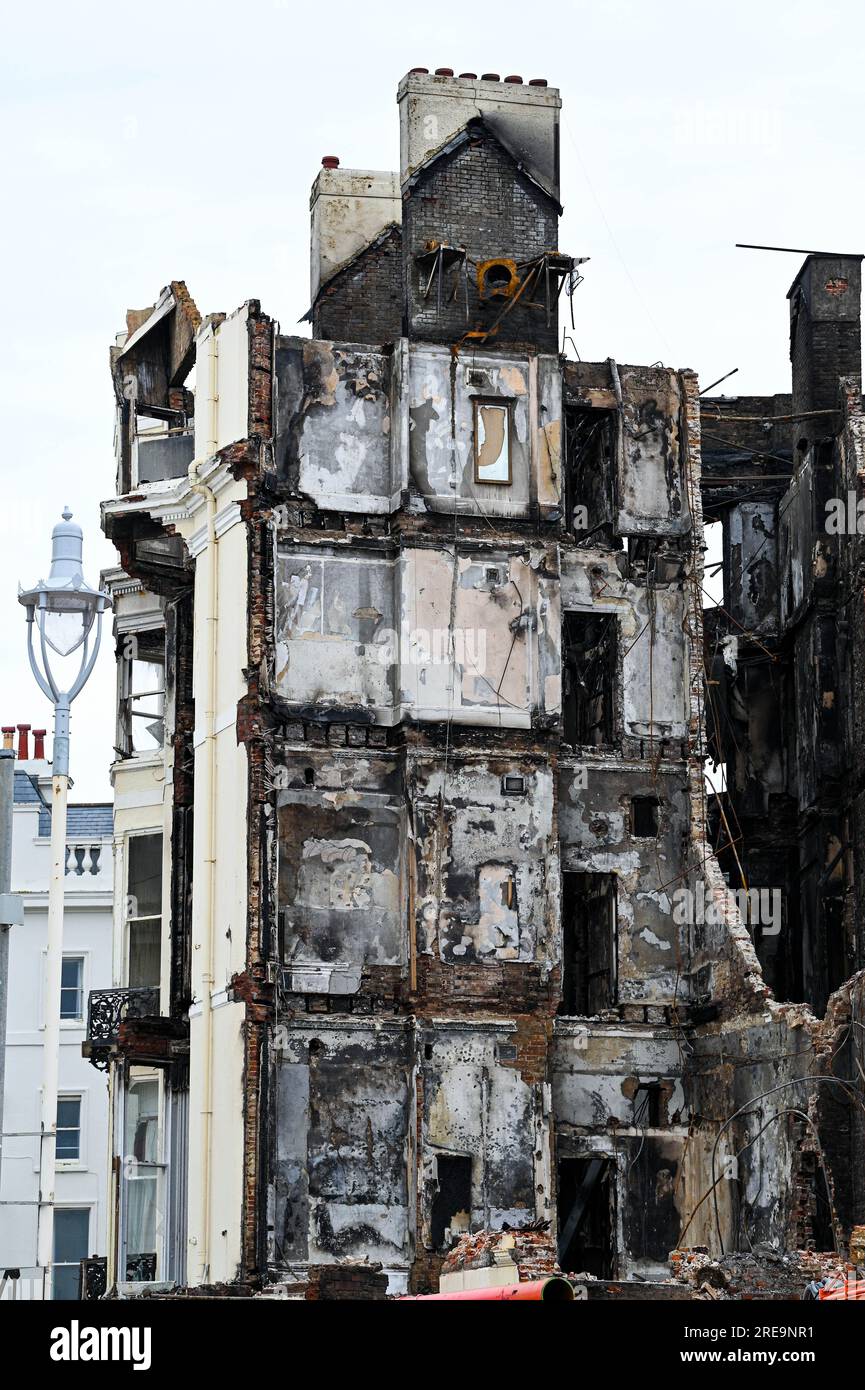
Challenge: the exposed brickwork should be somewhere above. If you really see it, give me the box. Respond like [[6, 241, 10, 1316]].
[[403, 124, 560, 350], [305, 1263, 388, 1301], [313, 225, 403, 345]]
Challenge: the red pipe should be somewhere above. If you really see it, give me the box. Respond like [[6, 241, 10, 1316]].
[[399, 1277, 574, 1302], [818, 1278, 865, 1299]]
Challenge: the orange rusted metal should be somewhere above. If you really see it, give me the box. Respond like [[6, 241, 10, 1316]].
[[399, 1277, 574, 1301]]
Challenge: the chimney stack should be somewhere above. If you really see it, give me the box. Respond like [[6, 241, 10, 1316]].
[[309, 166, 401, 303], [788, 254, 863, 442], [16, 724, 30, 760], [396, 69, 561, 199]]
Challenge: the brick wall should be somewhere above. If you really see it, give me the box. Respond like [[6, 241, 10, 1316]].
[[313, 225, 403, 345], [402, 129, 560, 350]]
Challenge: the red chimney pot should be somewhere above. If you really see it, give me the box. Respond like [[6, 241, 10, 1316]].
[[434, 68, 454, 76], [409, 67, 429, 74], [321, 156, 340, 169], [459, 72, 477, 79], [504, 75, 523, 84], [32, 729, 46, 760], [481, 73, 500, 82], [529, 78, 548, 86], [16, 724, 31, 760]]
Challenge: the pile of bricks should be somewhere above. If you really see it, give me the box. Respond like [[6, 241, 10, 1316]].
[[441, 1225, 560, 1282], [305, 1261, 389, 1301], [670, 1246, 849, 1299]]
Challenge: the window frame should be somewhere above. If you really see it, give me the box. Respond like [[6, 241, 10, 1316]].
[[59, 954, 85, 1024], [56, 1093, 83, 1166], [124, 831, 163, 990], [118, 627, 166, 758], [472, 395, 514, 487], [120, 1068, 168, 1284], [52, 1205, 90, 1300]]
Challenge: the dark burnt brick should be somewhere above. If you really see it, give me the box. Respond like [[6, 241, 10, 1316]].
[[402, 124, 560, 351], [313, 225, 403, 345]]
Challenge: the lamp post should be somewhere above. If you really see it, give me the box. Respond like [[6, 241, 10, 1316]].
[[18, 507, 110, 1299]]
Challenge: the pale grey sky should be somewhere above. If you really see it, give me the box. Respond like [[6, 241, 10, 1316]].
[[2, 0, 862, 798]]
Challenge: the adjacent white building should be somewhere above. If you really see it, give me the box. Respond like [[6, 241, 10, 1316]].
[[0, 729, 113, 1299]]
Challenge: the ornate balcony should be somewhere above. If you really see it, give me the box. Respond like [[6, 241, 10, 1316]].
[[84, 987, 160, 1070]]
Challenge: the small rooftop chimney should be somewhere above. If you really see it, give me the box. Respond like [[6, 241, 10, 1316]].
[[309, 166, 401, 302], [16, 724, 30, 760]]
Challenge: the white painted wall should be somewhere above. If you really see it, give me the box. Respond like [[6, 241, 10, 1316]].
[[0, 758, 113, 1299]]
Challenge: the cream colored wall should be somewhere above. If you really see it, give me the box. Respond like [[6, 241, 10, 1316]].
[[177, 472, 250, 1286], [105, 301, 255, 1288]]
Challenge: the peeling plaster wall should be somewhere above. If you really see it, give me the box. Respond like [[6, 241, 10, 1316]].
[[411, 757, 557, 968], [614, 367, 690, 536], [399, 545, 560, 727], [274, 546, 397, 719], [272, 339, 561, 520], [560, 548, 689, 745], [726, 502, 778, 635], [420, 1024, 543, 1241], [273, 338, 404, 513], [277, 776, 404, 972], [407, 347, 562, 518], [559, 763, 690, 1002], [273, 541, 560, 728], [272, 1022, 413, 1272]]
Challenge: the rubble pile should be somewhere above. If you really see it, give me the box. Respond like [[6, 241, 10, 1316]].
[[670, 1246, 849, 1299], [442, 1224, 561, 1282]]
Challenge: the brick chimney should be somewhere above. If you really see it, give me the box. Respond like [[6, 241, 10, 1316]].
[[788, 254, 863, 441], [396, 69, 561, 199], [309, 164, 401, 302]]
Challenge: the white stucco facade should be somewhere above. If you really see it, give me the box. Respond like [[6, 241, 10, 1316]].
[[0, 752, 113, 1299]]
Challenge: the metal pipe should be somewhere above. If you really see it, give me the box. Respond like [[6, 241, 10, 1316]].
[[188, 456, 218, 1285], [399, 1277, 574, 1301]]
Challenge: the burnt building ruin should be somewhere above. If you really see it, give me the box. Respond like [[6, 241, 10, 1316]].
[[87, 71, 865, 1298]]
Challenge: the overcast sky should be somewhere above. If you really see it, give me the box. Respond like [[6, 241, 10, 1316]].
[[1, 0, 862, 800]]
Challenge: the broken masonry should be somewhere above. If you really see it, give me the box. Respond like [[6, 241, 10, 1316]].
[[88, 70, 865, 1298]]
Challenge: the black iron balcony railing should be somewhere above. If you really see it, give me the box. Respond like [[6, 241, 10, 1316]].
[[85, 987, 160, 1070], [80, 1256, 108, 1300]]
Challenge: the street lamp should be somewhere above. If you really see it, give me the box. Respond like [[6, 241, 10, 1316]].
[[18, 507, 110, 1299]]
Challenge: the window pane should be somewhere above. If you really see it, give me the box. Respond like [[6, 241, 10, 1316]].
[[127, 835, 162, 918], [126, 1079, 159, 1164], [131, 658, 164, 697], [129, 919, 161, 988], [127, 655, 165, 752], [53, 1264, 80, 1301], [60, 957, 83, 1019], [57, 1097, 80, 1129], [126, 1176, 159, 1259], [53, 1208, 89, 1264]]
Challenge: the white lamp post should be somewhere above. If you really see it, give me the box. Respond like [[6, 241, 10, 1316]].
[[18, 507, 110, 1299]]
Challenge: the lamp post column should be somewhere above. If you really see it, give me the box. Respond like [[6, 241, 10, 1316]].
[[19, 512, 109, 1301]]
